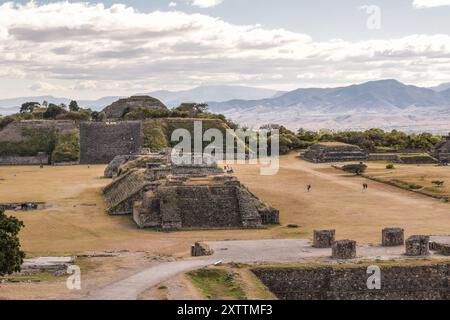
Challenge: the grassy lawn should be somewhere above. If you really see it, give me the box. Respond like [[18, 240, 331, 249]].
[[187, 268, 247, 300]]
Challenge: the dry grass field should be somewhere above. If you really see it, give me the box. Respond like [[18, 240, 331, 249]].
[[2, 154, 450, 299], [1, 154, 450, 257], [364, 162, 450, 200]]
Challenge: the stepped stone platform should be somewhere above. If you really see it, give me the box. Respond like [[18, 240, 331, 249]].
[[103, 153, 279, 230], [302, 142, 368, 163]]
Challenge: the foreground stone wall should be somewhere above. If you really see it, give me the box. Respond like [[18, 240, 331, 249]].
[[80, 122, 142, 164], [252, 263, 450, 300]]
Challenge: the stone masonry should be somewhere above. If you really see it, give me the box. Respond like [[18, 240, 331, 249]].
[[313, 230, 336, 248], [252, 263, 450, 300], [302, 142, 368, 163], [382, 228, 404, 247], [406, 235, 430, 256], [80, 121, 142, 164], [332, 240, 357, 259]]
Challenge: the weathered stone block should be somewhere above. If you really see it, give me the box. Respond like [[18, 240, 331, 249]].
[[439, 245, 450, 256], [191, 242, 214, 257], [405, 235, 430, 256], [332, 240, 356, 259], [382, 227, 404, 246], [313, 230, 336, 248]]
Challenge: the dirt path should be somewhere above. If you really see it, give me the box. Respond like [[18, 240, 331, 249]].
[[87, 259, 215, 300]]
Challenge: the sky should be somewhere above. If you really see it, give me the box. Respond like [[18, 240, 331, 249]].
[[0, 0, 450, 99]]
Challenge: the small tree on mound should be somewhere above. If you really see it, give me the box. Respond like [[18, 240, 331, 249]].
[[0, 209, 25, 276], [342, 163, 367, 176], [386, 163, 395, 170]]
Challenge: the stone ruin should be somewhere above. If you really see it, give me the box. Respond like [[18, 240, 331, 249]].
[[79, 121, 142, 164], [332, 240, 357, 259], [102, 96, 168, 119], [313, 230, 335, 248], [103, 153, 279, 231], [191, 242, 214, 257], [382, 227, 404, 247], [432, 132, 450, 163], [406, 235, 430, 256], [302, 142, 368, 163]]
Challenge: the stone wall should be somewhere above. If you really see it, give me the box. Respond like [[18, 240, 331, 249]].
[[252, 263, 450, 300], [0, 153, 49, 165], [0, 120, 76, 143], [133, 182, 268, 231], [80, 122, 142, 164], [103, 169, 153, 215], [303, 143, 368, 163], [159, 186, 246, 230]]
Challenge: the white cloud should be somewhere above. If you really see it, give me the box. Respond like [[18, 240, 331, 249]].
[[190, 0, 224, 8], [0, 1, 449, 98], [413, 0, 450, 8], [169, 2, 177, 7]]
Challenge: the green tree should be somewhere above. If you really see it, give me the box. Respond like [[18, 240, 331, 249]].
[[69, 100, 80, 112], [0, 209, 25, 276], [176, 103, 208, 117], [43, 104, 65, 119], [20, 102, 40, 113], [91, 111, 106, 122]]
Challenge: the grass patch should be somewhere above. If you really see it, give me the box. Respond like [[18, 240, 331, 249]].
[[390, 179, 423, 190], [187, 268, 247, 300]]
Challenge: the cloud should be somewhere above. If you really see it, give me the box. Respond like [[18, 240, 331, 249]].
[[413, 0, 450, 8], [0, 1, 449, 97], [169, 2, 177, 7], [189, 0, 224, 8]]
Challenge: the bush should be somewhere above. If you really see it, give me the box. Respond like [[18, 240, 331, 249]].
[[386, 164, 395, 169], [51, 131, 80, 163], [0, 127, 58, 157], [342, 163, 368, 175], [142, 126, 169, 151], [432, 180, 445, 188]]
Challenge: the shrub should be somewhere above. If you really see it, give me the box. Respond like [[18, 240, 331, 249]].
[[342, 163, 368, 175], [142, 126, 169, 151], [432, 180, 445, 188], [386, 164, 395, 169], [51, 131, 80, 163]]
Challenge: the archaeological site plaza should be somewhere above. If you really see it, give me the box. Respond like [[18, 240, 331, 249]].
[[2, 2, 450, 314]]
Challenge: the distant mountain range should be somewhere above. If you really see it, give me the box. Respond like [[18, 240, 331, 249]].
[[207, 80, 450, 132], [1, 80, 450, 132], [0, 85, 281, 115]]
